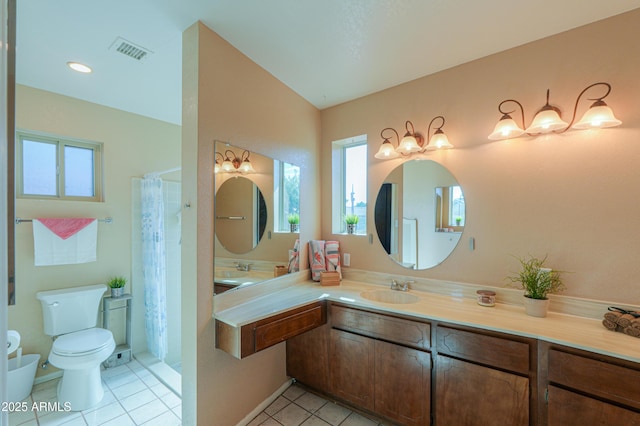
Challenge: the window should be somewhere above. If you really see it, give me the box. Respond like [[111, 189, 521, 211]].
[[332, 135, 367, 234], [274, 160, 300, 232], [17, 131, 103, 201]]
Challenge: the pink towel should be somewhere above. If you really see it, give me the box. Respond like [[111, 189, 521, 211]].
[[288, 239, 300, 273], [308, 240, 326, 281], [325, 240, 341, 279], [37, 218, 96, 240]]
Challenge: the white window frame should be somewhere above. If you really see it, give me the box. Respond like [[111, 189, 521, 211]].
[[331, 134, 367, 234], [16, 130, 103, 202]]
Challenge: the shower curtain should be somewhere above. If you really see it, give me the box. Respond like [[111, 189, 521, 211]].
[[141, 174, 168, 361]]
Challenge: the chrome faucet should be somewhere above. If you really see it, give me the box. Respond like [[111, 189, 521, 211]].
[[390, 279, 412, 292], [234, 262, 251, 271]]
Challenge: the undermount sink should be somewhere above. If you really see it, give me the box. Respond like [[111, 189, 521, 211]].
[[360, 289, 420, 304]]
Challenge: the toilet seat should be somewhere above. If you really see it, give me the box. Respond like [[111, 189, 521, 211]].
[[52, 328, 113, 357]]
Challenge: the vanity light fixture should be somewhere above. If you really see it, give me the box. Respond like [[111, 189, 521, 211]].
[[396, 121, 423, 154], [374, 128, 401, 159], [425, 116, 453, 150], [376, 117, 453, 160], [214, 152, 224, 174], [488, 82, 622, 141], [67, 61, 92, 73], [217, 149, 255, 174]]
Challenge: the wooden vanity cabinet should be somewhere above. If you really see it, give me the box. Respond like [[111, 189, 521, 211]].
[[434, 325, 535, 426], [330, 304, 432, 426], [217, 301, 326, 358], [542, 343, 640, 425]]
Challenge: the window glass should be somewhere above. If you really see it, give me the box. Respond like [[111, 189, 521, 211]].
[[22, 139, 57, 196], [449, 185, 465, 226], [344, 143, 367, 234], [17, 132, 102, 201], [331, 135, 367, 234], [274, 160, 300, 232], [64, 145, 95, 197]]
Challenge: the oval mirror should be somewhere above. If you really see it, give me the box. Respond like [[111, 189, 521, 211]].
[[374, 159, 465, 269], [215, 177, 267, 254]]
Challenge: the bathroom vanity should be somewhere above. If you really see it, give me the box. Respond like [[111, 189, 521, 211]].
[[214, 276, 640, 425]]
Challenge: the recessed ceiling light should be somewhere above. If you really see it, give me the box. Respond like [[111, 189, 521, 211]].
[[67, 62, 92, 74]]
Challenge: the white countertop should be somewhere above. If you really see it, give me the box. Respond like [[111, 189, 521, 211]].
[[214, 277, 640, 364]]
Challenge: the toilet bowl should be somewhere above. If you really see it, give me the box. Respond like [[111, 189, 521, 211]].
[[36, 284, 116, 411]]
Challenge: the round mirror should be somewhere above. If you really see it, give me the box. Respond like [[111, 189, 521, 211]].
[[374, 159, 465, 269], [215, 177, 267, 254]]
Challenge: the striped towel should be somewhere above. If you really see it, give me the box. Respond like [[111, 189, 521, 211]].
[[325, 240, 341, 280], [308, 240, 326, 281], [288, 239, 300, 273]]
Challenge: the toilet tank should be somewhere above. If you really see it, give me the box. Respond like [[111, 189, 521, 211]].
[[36, 284, 107, 336]]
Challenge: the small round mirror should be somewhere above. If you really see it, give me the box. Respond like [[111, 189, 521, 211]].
[[374, 159, 465, 269]]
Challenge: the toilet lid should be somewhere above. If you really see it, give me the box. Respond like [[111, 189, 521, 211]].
[[53, 328, 114, 356]]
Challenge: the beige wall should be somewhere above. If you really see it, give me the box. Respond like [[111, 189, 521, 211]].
[[9, 85, 181, 377], [321, 9, 640, 304], [181, 22, 321, 425]]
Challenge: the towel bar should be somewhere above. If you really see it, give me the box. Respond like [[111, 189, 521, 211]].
[[215, 216, 246, 220], [15, 217, 113, 224]]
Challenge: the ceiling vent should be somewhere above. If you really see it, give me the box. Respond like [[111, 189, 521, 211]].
[[109, 37, 152, 61]]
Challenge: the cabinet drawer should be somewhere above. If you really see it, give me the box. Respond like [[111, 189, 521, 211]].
[[436, 326, 530, 374], [330, 304, 430, 350], [548, 349, 640, 410], [254, 303, 325, 352]]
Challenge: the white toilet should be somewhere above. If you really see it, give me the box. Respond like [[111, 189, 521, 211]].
[[36, 284, 115, 411]]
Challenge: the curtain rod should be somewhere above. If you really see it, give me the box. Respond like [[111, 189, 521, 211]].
[[15, 217, 113, 224]]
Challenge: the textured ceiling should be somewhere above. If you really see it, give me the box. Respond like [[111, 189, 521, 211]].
[[16, 0, 640, 125]]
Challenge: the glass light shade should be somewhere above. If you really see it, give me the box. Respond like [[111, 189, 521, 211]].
[[214, 162, 221, 174], [425, 131, 453, 150], [526, 108, 568, 134], [488, 116, 525, 140], [238, 159, 255, 173], [572, 103, 621, 129], [221, 159, 234, 172], [396, 134, 421, 154], [374, 140, 400, 159]]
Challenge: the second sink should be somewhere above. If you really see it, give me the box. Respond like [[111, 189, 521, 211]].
[[360, 289, 420, 304]]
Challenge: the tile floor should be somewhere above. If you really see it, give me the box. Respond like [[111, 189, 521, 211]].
[[9, 363, 385, 426], [248, 384, 388, 426], [8, 359, 181, 426]]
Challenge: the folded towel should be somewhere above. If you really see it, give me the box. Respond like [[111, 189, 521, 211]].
[[616, 314, 635, 328], [623, 326, 640, 338], [37, 218, 95, 240], [288, 239, 300, 273], [602, 318, 620, 331], [603, 311, 622, 323], [33, 219, 97, 266], [324, 240, 341, 280], [631, 318, 640, 330], [308, 240, 326, 282]]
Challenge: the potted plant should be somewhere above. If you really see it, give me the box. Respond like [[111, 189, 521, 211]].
[[345, 214, 359, 234], [507, 255, 565, 317], [455, 216, 462, 226], [287, 213, 300, 233], [107, 276, 127, 298]]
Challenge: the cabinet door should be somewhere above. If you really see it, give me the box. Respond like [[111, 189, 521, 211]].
[[435, 355, 529, 426], [375, 340, 431, 426], [329, 329, 375, 411], [548, 385, 640, 425], [286, 324, 329, 391]]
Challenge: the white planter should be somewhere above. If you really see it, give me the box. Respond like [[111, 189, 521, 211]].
[[346, 224, 356, 234], [523, 296, 550, 318], [289, 223, 299, 233]]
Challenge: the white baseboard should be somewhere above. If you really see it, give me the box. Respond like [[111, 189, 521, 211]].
[[236, 379, 293, 426], [34, 370, 63, 385]]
